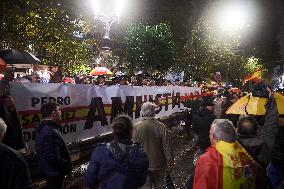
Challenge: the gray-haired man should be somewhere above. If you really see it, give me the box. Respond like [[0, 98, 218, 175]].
[[193, 119, 256, 189], [133, 102, 174, 189], [0, 118, 33, 189]]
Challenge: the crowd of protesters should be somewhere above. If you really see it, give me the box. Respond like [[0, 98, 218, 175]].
[[0, 71, 284, 189], [184, 87, 284, 189], [1, 67, 202, 87]]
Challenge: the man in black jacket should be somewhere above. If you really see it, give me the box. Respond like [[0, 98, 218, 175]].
[[261, 94, 284, 189], [35, 102, 71, 189], [237, 116, 270, 189], [237, 116, 270, 167], [0, 117, 33, 189], [192, 101, 216, 154]]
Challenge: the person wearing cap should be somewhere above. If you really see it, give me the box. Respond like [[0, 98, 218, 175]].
[[192, 101, 216, 154], [97, 75, 106, 86], [50, 70, 64, 83]]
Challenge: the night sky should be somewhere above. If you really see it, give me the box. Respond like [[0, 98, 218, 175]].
[[278, 0, 284, 62]]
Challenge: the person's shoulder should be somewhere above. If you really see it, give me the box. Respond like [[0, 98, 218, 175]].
[[129, 143, 148, 159], [0, 143, 13, 154], [36, 124, 55, 136], [134, 120, 143, 127], [93, 143, 109, 153], [95, 142, 108, 149], [0, 143, 26, 164], [90, 143, 108, 160], [131, 142, 143, 149], [135, 119, 152, 128], [154, 119, 165, 126], [239, 137, 265, 147], [197, 147, 220, 165]]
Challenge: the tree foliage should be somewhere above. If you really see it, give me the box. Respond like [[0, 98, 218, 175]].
[[0, 0, 96, 74], [178, 17, 253, 85], [125, 23, 176, 74]]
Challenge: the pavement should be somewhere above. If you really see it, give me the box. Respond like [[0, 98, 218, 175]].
[[169, 127, 195, 189]]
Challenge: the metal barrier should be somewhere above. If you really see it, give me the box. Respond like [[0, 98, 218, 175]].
[[28, 111, 188, 188]]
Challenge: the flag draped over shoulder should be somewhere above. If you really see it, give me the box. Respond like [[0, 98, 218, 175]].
[[193, 141, 256, 189], [243, 68, 262, 83]]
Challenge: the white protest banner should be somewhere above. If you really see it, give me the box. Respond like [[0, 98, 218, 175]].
[[10, 83, 201, 152]]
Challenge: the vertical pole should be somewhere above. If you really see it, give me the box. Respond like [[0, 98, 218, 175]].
[[226, 63, 229, 86]]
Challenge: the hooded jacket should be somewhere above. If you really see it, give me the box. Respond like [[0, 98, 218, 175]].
[[85, 139, 149, 189], [192, 107, 216, 149], [193, 141, 256, 189]]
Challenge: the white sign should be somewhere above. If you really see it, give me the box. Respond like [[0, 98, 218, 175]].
[[10, 83, 200, 152], [165, 71, 185, 84]]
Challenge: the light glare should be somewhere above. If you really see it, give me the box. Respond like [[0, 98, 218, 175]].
[[219, 4, 248, 32], [210, 0, 256, 35], [116, 0, 125, 16]]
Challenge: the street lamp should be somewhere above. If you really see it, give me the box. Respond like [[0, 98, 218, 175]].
[[92, 0, 125, 50], [217, 5, 248, 33], [209, 1, 256, 86], [212, 0, 254, 35]]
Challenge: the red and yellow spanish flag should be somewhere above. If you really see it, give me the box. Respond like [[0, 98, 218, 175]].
[[243, 68, 262, 83], [193, 141, 256, 189]]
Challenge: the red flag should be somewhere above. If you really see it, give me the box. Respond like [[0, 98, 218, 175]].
[[243, 68, 262, 83]]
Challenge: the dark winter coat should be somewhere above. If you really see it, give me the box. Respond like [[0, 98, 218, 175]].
[[0, 143, 33, 189], [189, 99, 203, 115], [85, 139, 149, 189], [262, 95, 284, 188], [192, 107, 216, 149], [0, 105, 24, 150], [271, 126, 284, 171], [238, 135, 270, 167], [35, 120, 71, 177], [262, 96, 284, 171], [238, 135, 271, 189]]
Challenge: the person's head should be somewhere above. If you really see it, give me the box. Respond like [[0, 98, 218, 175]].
[[202, 101, 215, 112], [0, 95, 14, 109], [141, 102, 156, 117], [52, 71, 64, 83], [237, 116, 258, 137], [97, 76, 105, 85], [210, 119, 237, 145], [131, 76, 137, 85], [0, 118, 7, 142], [229, 96, 237, 103], [119, 76, 128, 85], [142, 79, 148, 85], [40, 102, 61, 122], [279, 115, 284, 126], [112, 115, 133, 139]]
